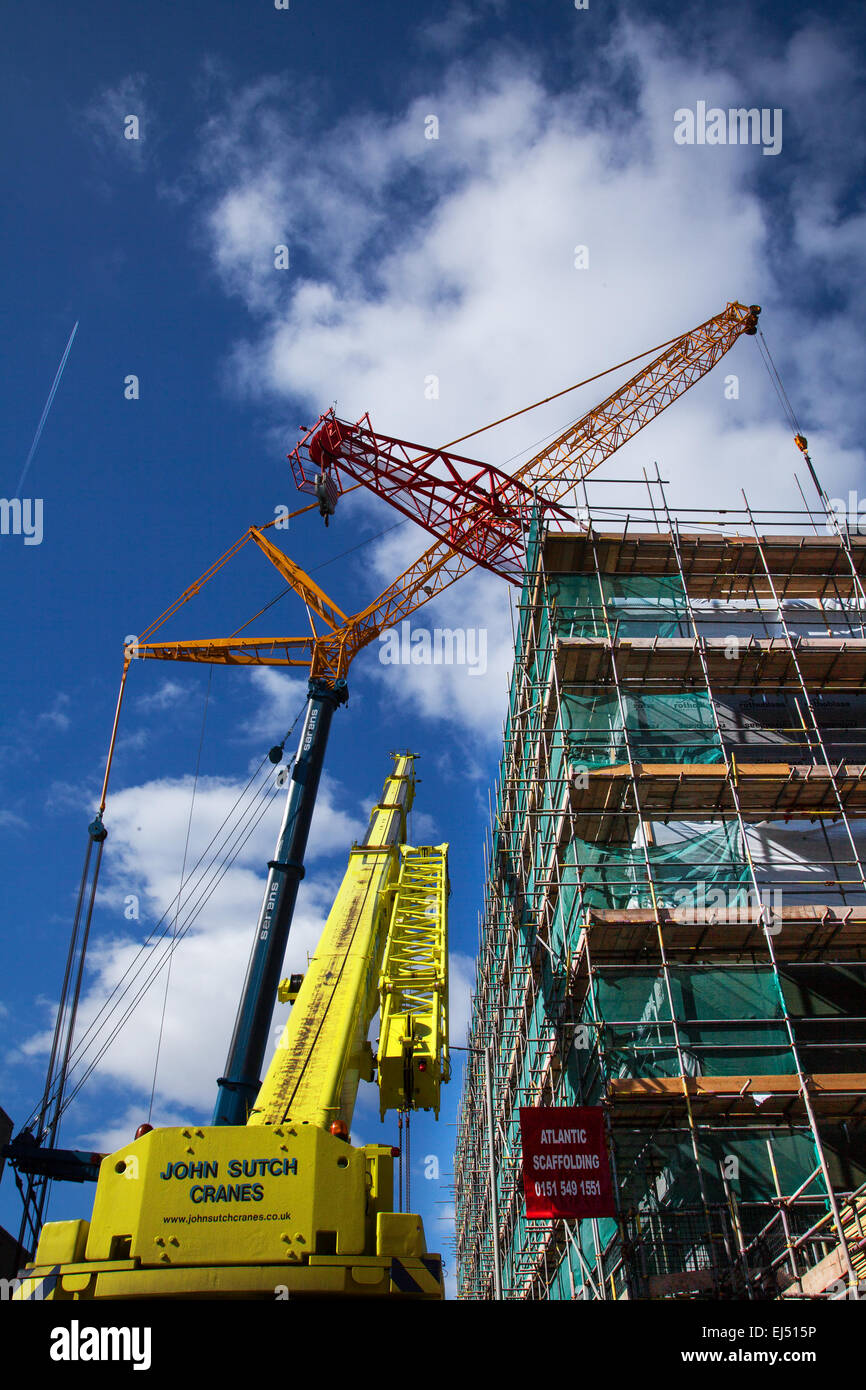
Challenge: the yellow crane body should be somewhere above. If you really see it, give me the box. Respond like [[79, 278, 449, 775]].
[[17, 1127, 437, 1299], [17, 757, 449, 1300]]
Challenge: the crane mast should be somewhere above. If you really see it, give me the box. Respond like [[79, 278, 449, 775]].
[[212, 677, 349, 1128]]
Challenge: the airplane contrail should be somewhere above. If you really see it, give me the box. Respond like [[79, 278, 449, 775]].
[[15, 320, 79, 497]]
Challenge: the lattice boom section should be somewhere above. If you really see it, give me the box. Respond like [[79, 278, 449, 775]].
[[378, 845, 450, 1118]]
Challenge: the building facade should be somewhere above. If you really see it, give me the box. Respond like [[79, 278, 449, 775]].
[[456, 486, 866, 1300]]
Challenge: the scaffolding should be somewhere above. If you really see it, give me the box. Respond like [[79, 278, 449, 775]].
[[455, 472, 866, 1301]]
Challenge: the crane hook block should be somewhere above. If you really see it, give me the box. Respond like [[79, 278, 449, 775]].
[[314, 471, 339, 524], [744, 304, 762, 335]]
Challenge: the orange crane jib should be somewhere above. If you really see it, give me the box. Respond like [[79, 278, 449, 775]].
[[133, 302, 758, 685], [289, 301, 759, 586]]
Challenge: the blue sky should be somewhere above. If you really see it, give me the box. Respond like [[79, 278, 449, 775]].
[[2, 0, 865, 1290]]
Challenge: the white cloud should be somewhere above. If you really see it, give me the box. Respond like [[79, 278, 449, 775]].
[[37, 693, 71, 732], [242, 666, 310, 737], [114, 726, 150, 757], [449, 950, 476, 1049], [361, 514, 513, 735], [409, 809, 439, 843], [101, 771, 364, 891], [84, 73, 154, 170], [78, 1102, 191, 1157], [136, 680, 187, 713], [417, 0, 507, 55], [19, 768, 365, 1115], [187, 18, 866, 734]]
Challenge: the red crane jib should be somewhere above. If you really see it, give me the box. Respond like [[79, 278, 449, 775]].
[[297, 413, 567, 524], [291, 408, 575, 583], [290, 409, 573, 583]]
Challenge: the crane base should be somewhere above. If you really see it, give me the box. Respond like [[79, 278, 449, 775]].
[[13, 1124, 445, 1300], [13, 1252, 444, 1300]]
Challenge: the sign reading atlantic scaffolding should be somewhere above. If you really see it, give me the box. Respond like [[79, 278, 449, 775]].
[[519, 1106, 615, 1219]]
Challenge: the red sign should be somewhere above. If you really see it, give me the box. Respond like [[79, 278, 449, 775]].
[[520, 1106, 615, 1219]]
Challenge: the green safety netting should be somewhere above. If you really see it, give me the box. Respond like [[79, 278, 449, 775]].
[[590, 966, 793, 1079], [568, 822, 750, 913], [561, 690, 724, 768], [491, 824, 754, 957], [592, 966, 783, 1022], [545, 572, 693, 639], [616, 1130, 828, 1212]]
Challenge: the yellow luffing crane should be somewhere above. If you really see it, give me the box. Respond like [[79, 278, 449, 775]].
[[16, 755, 450, 1300]]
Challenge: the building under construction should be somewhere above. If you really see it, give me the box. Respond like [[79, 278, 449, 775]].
[[456, 471, 866, 1300]]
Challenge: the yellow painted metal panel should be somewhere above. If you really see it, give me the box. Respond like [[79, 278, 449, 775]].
[[19, 1255, 443, 1300], [376, 1211, 426, 1257], [83, 1124, 366, 1266], [31, 1218, 89, 1265]]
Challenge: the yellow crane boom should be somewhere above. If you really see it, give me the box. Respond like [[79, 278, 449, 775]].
[[250, 755, 449, 1132]]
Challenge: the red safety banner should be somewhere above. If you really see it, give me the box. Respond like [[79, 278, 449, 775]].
[[520, 1106, 615, 1219]]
